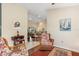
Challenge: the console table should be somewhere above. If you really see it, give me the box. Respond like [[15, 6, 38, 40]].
[[11, 35, 26, 52], [11, 35, 25, 45]]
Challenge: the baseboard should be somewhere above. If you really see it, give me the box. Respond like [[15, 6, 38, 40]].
[[53, 45, 79, 53]]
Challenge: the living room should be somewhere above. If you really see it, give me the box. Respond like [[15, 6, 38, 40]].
[[1, 3, 79, 56]]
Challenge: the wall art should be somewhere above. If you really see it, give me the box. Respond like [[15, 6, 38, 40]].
[[60, 18, 71, 31]]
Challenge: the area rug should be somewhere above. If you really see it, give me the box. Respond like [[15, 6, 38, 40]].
[[48, 47, 72, 56]]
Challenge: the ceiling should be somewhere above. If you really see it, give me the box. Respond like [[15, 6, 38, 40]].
[[20, 3, 79, 20]]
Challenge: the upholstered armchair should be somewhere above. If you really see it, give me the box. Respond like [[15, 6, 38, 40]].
[[0, 37, 28, 56], [39, 32, 54, 51], [0, 38, 12, 56]]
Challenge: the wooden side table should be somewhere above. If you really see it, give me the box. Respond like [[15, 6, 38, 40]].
[[11, 35, 25, 45], [11, 35, 26, 52]]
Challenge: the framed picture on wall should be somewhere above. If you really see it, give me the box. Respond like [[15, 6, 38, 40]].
[[60, 18, 71, 31]]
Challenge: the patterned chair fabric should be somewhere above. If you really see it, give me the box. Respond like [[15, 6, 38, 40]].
[[0, 38, 11, 56], [41, 32, 53, 45], [0, 38, 28, 56], [40, 32, 54, 50]]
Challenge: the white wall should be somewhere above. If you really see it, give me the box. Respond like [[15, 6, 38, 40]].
[[47, 5, 79, 52], [2, 4, 28, 46]]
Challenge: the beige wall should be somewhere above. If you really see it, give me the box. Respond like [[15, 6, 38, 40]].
[[47, 5, 79, 52], [2, 4, 28, 46]]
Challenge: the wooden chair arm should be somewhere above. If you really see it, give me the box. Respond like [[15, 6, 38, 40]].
[[49, 38, 54, 45], [2, 37, 11, 50]]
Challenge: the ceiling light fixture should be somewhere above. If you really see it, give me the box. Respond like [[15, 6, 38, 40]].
[[51, 3, 55, 5]]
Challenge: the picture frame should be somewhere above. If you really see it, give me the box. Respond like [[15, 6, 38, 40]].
[[60, 18, 71, 31]]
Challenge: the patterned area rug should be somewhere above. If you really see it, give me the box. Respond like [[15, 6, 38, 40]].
[[48, 47, 72, 56]]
